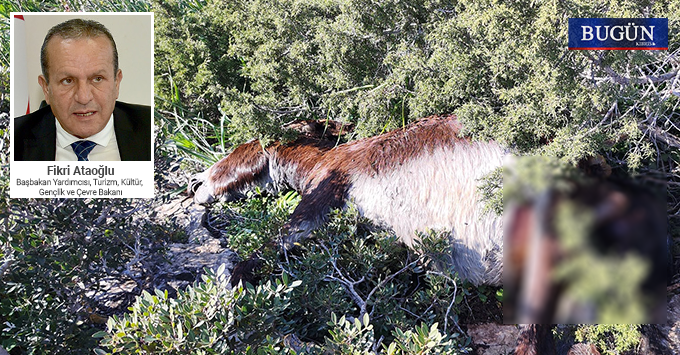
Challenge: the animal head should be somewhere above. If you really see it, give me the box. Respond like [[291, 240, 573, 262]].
[[188, 119, 352, 205], [188, 139, 270, 204]]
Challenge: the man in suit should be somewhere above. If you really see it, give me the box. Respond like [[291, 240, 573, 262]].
[[14, 18, 151, 161]]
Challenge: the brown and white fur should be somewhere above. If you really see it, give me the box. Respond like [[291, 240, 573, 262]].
[[189, 115, 507, 286]]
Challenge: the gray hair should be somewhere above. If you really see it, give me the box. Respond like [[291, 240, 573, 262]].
[[40, 18, 118, 82]]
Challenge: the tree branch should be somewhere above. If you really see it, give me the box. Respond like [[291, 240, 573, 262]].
[[583, 51, 679, 85], [321, 242, 368, 316], [639, 123, 680, 149], [321, 242, 421, 319]]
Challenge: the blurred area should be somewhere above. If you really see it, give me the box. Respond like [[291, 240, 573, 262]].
[[503, 156, 668, 324]]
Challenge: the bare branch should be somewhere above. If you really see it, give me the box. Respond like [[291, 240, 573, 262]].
[[364, 257, 421, 317], [583, 51, 679, 86], [321, 241, 421, 320], [320, 242, 368, 315], [585, 101, 618, 135], [427, 269, 464, 335], [639, 123, 680, 149]]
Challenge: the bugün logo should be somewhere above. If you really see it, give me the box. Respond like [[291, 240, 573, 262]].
[[568, 18, 668, 50], [580, 22, 655, 43]]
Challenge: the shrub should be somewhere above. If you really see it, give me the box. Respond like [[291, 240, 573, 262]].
[[325, 313, 470, 355], [385, 321, 469, 355], [574, 324, 641, 355], [94, 197, 494, 354], [96, 270, 470, 355], [201, 197, 501, 346], [95, 266, 301, 354], [155, 0, 679, 168]]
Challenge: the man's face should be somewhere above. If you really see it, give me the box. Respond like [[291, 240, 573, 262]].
[[38, 35, 122, 139]]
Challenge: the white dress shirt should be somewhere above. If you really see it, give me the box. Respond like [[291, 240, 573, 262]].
[[55, 113, 121, 161]]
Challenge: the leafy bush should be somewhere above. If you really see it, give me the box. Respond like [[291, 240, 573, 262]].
[[96, 268, 470, 355], [206, 189, 301, 258], [92, 195, 495, 354], [324, 314, 376, 354], [325, 313, 469, 355], [386, 321, 468, 355], [95, 266, 301, 354], [206, 196, 501, 344], [575, 324, 641, 355], [0, 194, 182, 354]]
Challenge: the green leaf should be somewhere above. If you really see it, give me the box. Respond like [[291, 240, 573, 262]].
[[92, 331, 109, 339]]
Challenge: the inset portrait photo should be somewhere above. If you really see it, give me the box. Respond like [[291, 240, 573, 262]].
[[10, 13, 154, 198]]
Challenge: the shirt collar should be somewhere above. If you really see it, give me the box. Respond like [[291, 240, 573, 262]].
[[55, 113, 115, 149]]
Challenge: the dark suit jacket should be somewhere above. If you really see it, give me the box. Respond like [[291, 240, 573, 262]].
[[14, 101, 152, 161]]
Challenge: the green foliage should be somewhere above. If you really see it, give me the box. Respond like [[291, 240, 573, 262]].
[[282, 207, 415, 339], [210, 190, 301, 259], [96, 266, 301, 354], [1, 0, 148, 12], [157, 106, 227, 168], [575, 324, 641, 355], [326, 313, 469, 355], [155, 0, 679, 175], [0, 194, 180, 354], [222, 193, 474, 327], [385, 321, 467, 355], [503, 155, 582, 205], [112, 196, 489, 354], [280, 206, 496, 343], [324, 313, 375, 354], [153, 0, 245, 125], [97, 278, 469, 355], [477, 167, 503, 216]]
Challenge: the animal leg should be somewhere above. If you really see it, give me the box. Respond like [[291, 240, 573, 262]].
[[283, 170, 349, 249]]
